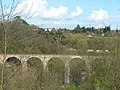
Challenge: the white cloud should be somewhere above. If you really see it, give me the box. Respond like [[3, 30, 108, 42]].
[[69, 6, 83, 19], [43, 6, 68, 19], [88, 9, 109, 21], [16, 0, 83, 20]]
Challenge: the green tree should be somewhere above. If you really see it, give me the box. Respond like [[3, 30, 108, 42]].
[[73, 24, 82, 33], [104, 26, 111, 32]]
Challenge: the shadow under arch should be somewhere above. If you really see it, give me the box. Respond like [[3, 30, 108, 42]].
[[26, 57, 43, 90], [27, 57, 43, 69], [5, 57, 21, 66], [69, 58, 88, 87], [4, 57, 22, 90], [47, 57, 65, 88]]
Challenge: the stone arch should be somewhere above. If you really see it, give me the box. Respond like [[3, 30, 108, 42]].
[[4, 57, 22, 72], [27, 57, 43, 68], [47, 57, 65, 87], [91, 58, 107, 69], [92, 58, 103, 63], [70, 56, 83, 61], [90, 58, 109, 89], [26, 57, 43, 90], [91, 58, 107, 75], [69, 58, 88, 87], [4, 55, 21, 62], [5, 56, 21, 64], [47, 57, 65, 71], [4, 57, 22, 90]]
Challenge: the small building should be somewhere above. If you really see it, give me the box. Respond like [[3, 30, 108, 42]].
[[44, 28, 52, 32], [98, 28, 104, 33]]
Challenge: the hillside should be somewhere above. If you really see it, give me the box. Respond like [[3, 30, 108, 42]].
[[0, 17, 120, 55]]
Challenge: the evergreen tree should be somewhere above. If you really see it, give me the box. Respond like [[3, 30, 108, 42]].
[[104, 26, 111, 32], [73, 24, 81, 33]]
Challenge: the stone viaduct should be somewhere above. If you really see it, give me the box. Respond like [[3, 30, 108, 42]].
[[0, 54, 104, 84]]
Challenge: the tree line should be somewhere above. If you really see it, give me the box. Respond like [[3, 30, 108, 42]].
[[73, 24, 111, 34]]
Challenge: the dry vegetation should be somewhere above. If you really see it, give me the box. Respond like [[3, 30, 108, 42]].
[[0, 0, 120, 90]]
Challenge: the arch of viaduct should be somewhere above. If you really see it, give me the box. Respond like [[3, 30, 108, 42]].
[[0, 54, 104, 84]]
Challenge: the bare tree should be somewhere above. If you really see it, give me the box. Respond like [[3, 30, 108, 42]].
[[0, 0, 34, 90]]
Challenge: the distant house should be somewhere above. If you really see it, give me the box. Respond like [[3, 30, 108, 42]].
[[44, 28, 52, 31], [44, 28, 58, 32], [98, 28, 104, 33]]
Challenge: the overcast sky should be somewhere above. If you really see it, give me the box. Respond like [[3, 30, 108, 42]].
[[4, 0, 120, 29]]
